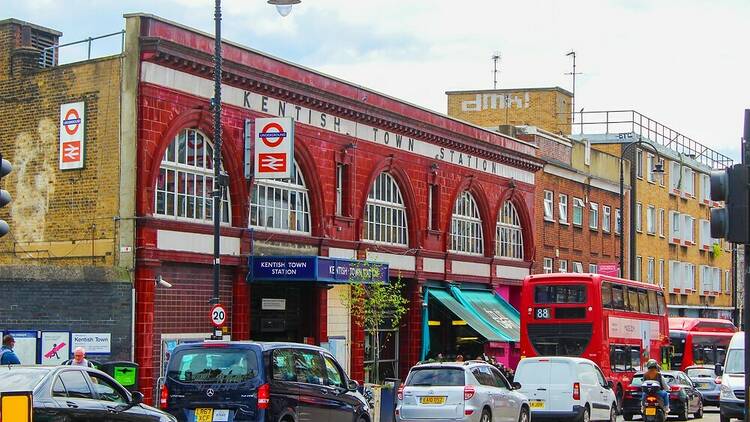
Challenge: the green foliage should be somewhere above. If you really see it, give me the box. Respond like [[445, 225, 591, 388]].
[[341, 261, 408, 334], [712, 242, 723, 258]]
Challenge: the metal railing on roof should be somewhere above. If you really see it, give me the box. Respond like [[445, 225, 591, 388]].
[[40, 30, 125, 68], [563, 110, 733, 169]]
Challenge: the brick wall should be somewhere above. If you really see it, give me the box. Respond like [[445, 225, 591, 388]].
[[0, 19, 123, 268], [447, 89, 572, 135], [533, 170, 625, 275], [0, 277, 132, 361]]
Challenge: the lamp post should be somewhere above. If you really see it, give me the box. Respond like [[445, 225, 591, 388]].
[[619, 137, 664, 279], [210, 0, 301, 339]]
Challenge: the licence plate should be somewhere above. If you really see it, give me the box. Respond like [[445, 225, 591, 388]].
[[530, 400, 545, 409], [420, 396, 446, 405], [195, 408, 213, 422], [645, 407, 657, 416], [696, 382, 709, 389]]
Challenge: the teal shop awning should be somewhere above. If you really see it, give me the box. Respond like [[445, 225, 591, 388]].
[[449, 286, 520, 342], [427, 289, 507, 343]]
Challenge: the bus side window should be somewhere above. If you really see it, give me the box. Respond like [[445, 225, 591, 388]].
[[656, 291, 666, 315], [628, 346, 641, 370], [647, 290, 658, 314], [637, 290, 648, 314], [612, 285, 625, 309], [627, 287, 639, 313], [610, 345, 625, 371], [601, 282, 612, 308]]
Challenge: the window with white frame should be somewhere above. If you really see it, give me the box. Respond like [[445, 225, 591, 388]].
[[335, 164, 344, 216], [659, 158, 666, 187], [363, 172, 408, 245], [155, 128, 231, 224], [670, 161, 681, 192], [647, 257, 655, 283], [573, 197, 584, 226], [589, 263, 598, 273], [589, 202, 599, 230], [615, 208, 622, 235], [658, 208, 665, 237], [646, 205, 656, 234], [699, 219, 712, 249], [682, 214, 695, 245], [669, 260, 681, 293], [250, 160, 310, 233], [701, 173, 711, 203], [543, 258, 553, 274], [496, 201, 524, 259], [635, 256, 642, 281], [647, 154, 655, 182], [559, 194, 568, 224], [573, 262, 583, 273], [543, 190, 554, 221], [636, 149, 643, 179], [669, 211, 681, 244], [636, 203, 643, 232], [658, 259, 665, 287], [700, 265, 710, 294], [602, 205, 611, 233], [713, 267, 721, 293], [725, 270, 731, 294], [683, 262, 695, 291], [559, 259, 568, 273], [682, 166, 695, 196], [450, 191, 484, 255]]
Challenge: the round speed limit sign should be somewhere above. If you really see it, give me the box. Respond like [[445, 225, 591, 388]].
[[210, 304, 227, 327]]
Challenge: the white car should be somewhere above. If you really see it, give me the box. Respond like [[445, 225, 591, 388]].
[[396, 361, 530, 422], [719, 331, 745, 422], [514, 356, 617, 422]]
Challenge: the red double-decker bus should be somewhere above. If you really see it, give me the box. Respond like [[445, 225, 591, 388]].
[[520, 273, 670, 405], [669, 317, 737, 371]]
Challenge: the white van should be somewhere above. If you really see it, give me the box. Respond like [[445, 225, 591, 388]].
[[514, 356, 617, 422], [720, 331, 745, 422]]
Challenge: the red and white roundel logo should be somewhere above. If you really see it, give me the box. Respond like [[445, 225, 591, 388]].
[[63, 108, 82, 136], [259, 122, 287, 148]]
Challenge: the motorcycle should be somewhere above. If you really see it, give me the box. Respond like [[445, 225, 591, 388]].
[[641, 380, 667, 422]]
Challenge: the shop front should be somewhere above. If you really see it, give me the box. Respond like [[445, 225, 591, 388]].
[[421, 283, 521, 368]]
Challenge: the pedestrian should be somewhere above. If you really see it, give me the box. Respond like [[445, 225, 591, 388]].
[[66, 347, 95, 368], [456, 354, 464, 362], [0, 334, 21, 365]]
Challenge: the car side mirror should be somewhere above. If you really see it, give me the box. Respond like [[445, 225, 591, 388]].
[[607, 381, 614, 390], [131, 391, 144, 405], [512, 382, 522, 390], [347, 379, 359, 392], [714, 363, 723, 376]]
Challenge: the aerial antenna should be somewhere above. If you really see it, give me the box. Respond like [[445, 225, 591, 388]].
[[565, 50, 583, 125], [492, 51, 501, 89]]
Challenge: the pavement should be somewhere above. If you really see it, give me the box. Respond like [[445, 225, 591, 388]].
[[617, 407, 722, 421]]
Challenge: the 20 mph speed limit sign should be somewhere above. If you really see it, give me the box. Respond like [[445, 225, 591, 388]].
[[210, 304, 227, 327]]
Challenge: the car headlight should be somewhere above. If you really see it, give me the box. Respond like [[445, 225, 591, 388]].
[[720, 384, 736, 400]]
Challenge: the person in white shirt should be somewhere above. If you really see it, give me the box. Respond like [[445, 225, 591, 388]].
[[67, 347, 95, 368]]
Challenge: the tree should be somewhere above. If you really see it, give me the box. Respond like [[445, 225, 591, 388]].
[[342, 260, 408, 383]]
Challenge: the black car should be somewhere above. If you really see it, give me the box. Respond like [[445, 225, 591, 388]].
[[160, 341, 370, 422], [621, 370, 704, 421], [0, 365, 176, 422]]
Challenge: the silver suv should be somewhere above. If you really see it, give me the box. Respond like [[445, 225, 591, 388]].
[[396, 361, 530, 422]]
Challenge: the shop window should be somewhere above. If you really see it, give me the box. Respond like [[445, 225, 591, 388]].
[[250, 160, 311, 233], [155, 128, 231, 224], [496, 201, 524, 259], [450, 191, 484, 255], [364, 172, 408, 246]]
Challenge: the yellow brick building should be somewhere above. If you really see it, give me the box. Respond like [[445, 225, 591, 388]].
[[446, 87, 573, 135]]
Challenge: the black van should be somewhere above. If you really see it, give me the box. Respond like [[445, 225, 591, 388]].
[[160, 341, 370, 422]]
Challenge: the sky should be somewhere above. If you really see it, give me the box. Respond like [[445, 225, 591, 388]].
[[4, 0, 749, 162]]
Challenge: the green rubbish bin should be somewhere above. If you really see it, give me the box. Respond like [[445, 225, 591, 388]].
[[100, 361, 139, 392]]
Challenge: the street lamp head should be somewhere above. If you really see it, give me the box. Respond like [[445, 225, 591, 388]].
[[268, 0, 301, 17], [652, 162, 665, 174]]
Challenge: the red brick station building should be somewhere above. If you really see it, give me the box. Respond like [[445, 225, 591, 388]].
[[3, 13, 544, 400]]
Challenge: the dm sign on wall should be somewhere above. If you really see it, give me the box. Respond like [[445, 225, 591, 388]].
[[59, 102, 85, 170], [254, 117, 294, 179]]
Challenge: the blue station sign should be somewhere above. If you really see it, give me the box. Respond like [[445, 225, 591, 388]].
[[248, 256, 389, 284]]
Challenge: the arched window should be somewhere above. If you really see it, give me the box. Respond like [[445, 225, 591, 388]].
[[250, 161, 311, 233], [450, 191, 484, 254], [364, 172, 408, 246], [496, 201, 524, 259], [155, 129, 231, 224]]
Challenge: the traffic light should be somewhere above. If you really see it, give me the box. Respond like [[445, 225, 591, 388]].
[[0, 153, 11, 238], [710, 164, 749, 244]]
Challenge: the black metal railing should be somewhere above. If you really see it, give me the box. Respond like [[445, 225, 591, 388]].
[[40, 30, 125, 68]]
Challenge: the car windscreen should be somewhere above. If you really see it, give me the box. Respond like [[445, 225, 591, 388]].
[[406, 368, 465, 386], [0, 368, 49, 391], [630, 373, 675, 387], [724, 349, 744, 374], [167, 348, 259, 383], [686, 368, 715, 378]]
